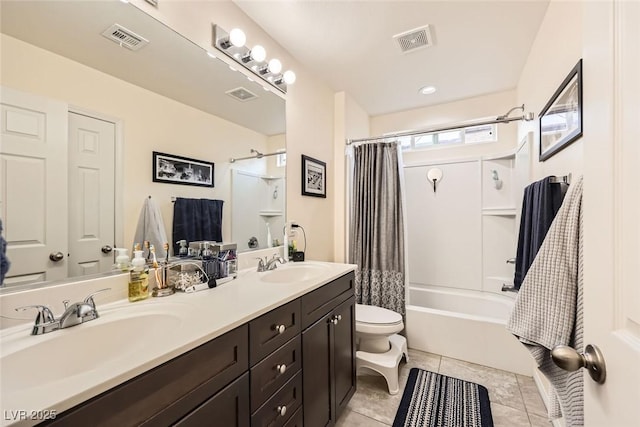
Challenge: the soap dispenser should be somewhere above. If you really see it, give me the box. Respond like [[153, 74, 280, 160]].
[[129, 250, 149, 302], [114, 248, 131, 271]]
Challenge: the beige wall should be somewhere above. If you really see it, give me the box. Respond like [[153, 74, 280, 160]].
[[130, 0, 337, 262], [1, 34, 268, 250], [370, 89, 519, 164], [333, 92, 370, 263], [516, 0, 583, 181]]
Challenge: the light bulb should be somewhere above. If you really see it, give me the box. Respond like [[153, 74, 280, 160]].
[[267, 58, 282, 74], [229, 28, 246, 47], [250, 45, 267, 62], [283, 70, 296, 85]]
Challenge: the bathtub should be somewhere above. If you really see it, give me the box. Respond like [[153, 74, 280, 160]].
[[405, 285, 533, 376]]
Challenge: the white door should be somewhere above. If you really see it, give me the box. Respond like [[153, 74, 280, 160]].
[[67, 112, 116, 277], [0, 86, 68, 285], [583, 1, 640, 425]]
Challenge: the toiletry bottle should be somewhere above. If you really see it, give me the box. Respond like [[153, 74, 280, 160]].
[[176, 240, 188, 257], [129, 250, 149, 302], [266, 223, 272, 248], [114, 248, 131, 271]]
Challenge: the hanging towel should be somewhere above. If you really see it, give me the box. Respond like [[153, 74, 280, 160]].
[[513, 176, 567, 290], [172, 198, 223, 254], [133, 197, 169, 259], [507, 176, 583, 426], [0, 219, 10, 285]]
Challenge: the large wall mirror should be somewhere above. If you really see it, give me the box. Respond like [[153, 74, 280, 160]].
[[0, 0, 286, 292]]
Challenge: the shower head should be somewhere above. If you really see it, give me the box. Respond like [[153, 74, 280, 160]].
[[250, 148, 264, 158]]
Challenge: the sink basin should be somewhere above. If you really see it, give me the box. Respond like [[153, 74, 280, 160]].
[[259, 263, 330, 283], [0, 302, 187, 392]]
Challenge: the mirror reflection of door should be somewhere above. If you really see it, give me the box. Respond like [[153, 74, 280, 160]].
[[67, 112, 115, 278], [0, 87, 116, 286]]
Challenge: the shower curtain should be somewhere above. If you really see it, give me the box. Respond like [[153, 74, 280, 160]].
[[348, 142, 406, 315]]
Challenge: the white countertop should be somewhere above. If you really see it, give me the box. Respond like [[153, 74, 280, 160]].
[[0, 261, 356, 426]]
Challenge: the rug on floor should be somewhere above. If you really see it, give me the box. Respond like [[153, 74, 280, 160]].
[[392, 368, 494, 427]]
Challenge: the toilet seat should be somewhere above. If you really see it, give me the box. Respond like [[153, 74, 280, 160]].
[[355, 304, 403, 335]]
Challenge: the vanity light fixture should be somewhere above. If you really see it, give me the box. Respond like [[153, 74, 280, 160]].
[[213, 24, 295, 93]]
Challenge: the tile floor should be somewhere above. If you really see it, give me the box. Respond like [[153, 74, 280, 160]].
[[336, 349, 551, 427]]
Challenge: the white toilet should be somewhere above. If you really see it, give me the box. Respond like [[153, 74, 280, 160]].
[[355, 304, 408, 395]]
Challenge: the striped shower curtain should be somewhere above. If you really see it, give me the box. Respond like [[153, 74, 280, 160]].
[[349, 142, 406, 315]]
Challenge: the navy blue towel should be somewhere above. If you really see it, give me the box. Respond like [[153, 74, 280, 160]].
[[0, 219, 9, 285], [513, 177, 567, 290], [172, 198, 224, 254]]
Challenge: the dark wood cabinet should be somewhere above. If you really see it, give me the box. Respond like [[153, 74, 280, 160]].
[[174, 373, 250, 427], [42, 270, 356, 427], [302, 272, 356, 427]]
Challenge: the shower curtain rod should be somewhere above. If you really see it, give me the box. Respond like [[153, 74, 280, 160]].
[[346, 104, 535, 145], [229, 149, 285, 163]]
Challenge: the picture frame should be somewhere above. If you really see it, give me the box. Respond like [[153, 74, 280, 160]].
[[152, 151, 214, 187], [301, 154, 326, 198], [539, 59, 583, 161]]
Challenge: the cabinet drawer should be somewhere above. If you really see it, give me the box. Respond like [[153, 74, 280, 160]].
[[251, 371, 303, 427], [174, 372, 250, 427], [283, 407, 303, 427], [249, 299, 300, 366], [301, 272, 354, 329], [251, 336, 301, 412], [46, 325, 248, 427]]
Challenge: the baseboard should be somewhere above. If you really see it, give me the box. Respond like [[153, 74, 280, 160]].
[[533, 369, 566, 427]]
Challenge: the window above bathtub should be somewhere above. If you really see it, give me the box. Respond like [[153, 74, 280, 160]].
[[394, 123, 498, 151]]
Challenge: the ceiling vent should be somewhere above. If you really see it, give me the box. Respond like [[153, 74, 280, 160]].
[[101, 24, 149, 51], [226, 87, 258, 102], [393, 25, 434, 54]]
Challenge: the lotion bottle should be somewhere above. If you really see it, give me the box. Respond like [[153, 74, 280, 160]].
[[129, 250, 149, 302]]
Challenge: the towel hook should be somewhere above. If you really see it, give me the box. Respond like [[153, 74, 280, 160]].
[[427, 168, 443, 193], [491, 170, 503, 190]]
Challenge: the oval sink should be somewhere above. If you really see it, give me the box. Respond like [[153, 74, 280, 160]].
[[259, 263, 330, 283], [0, 304, 185, 391]]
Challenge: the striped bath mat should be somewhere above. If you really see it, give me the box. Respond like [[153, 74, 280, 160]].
[[393, 368, 494, 427]]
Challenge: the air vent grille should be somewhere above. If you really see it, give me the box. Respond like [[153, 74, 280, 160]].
[[226, 87, 258, 102], [101, 24, 149, 51], [393, 25, 434, 53]]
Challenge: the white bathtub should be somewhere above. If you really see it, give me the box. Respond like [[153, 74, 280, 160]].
[[405, 285, 533, 376]]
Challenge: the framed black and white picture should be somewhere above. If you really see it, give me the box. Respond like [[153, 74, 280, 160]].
[[152, 151, 214, 187], [301, 154, 326, 198], [539, 59, 583, 161]]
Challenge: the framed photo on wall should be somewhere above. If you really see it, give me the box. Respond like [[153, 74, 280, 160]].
[[301, 154, 326, 198], [152, 151, 214, 187], [539, 59, 583, 161]]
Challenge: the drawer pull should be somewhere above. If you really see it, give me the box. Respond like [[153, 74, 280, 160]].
[[277, 405, 287, 417], [330, 314, 343, 325], [276, 363, 287, 375], [273, 324, 286, 334]]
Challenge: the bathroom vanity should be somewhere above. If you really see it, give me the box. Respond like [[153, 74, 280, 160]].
[[0, 262, 355, 427]]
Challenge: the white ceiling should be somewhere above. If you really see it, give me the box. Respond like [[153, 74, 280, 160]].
[[0, 0, 285, 136], [235, 0, 550, 116]]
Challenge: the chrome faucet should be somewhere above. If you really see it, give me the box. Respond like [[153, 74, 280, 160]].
[[15, 288, 110, 335], [256, 254, 286, 272]]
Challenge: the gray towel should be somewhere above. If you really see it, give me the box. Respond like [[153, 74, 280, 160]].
[[133, 197, 169, 259], [507, 176, 583, 426]]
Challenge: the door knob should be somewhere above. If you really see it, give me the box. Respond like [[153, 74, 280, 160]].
[[101, 245, 113, 254], [49, 252, 64, 262], [551, 344, 606, 384]]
